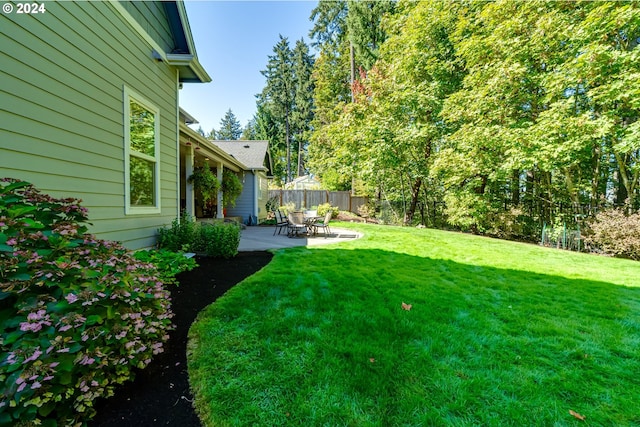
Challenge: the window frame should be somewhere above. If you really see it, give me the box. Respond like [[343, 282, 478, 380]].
[[123, 87, 161, 215]]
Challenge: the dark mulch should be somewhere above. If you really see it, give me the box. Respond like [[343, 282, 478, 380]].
[[90, 251, 273, 427]]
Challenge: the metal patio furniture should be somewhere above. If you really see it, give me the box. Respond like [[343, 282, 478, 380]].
[[273, 210, 289, 235], [287, 212, 307, 237], [311, 211, 332, 238]]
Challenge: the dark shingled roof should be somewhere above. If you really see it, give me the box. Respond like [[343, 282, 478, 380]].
[[211, 140, 268, 171]]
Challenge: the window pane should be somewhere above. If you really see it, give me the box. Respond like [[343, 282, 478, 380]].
[[130, 156, 155, 206], [129, 100, 155, 156]]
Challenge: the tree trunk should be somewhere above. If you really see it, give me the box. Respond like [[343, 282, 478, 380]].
[[614, 151, 636, 208], [404, 177, 422, 225], [285, 107, 291, 183], [350, 42, 356, 103], [297, 138, 304, 177], [511, 169, 520, 205], [591, 142, 601, 207]]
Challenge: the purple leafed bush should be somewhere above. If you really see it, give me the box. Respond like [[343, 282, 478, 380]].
[[0, 179, 174, 426], [585, 208, 640, 260]]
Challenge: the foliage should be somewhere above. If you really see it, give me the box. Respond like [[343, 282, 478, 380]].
[[278, 202, 296, 216], [132, 249, 198, 286], [189, 223, 640, 426], [222, 171, 243, 208], [316, 203, 339, 219], [266, 196, 280, 213], [157, 216, 240, 259], [157, 213, 199, 252], [307, 0, 640, 240], [215, 109, 243, 140], [357, 202, 376, 219], [187, 163, 220, 209], [0, 179, 173, 426], [198, 223, 241, 259], [258, 35, 315, 184], [585, 208, 640, 260]]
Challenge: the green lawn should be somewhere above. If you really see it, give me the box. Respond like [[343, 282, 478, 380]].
[[188, 223, 640, 426]]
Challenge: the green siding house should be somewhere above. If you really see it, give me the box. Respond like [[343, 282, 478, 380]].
[[0, 1, 210, 249]]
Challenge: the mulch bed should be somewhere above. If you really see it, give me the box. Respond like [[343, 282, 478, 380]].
[[90, 251, 273, 427]]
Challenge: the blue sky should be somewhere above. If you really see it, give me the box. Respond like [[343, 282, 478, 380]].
[[180, 1, 317, 135]]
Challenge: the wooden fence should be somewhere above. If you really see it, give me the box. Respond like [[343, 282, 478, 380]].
[[269, 189, 368, 214]]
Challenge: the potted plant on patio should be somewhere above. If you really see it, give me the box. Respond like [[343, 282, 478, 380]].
[[222, 170, 243, 209], [188, 163, 220, 215]]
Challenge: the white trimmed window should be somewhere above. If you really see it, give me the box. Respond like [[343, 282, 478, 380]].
[[124, 88, 161, 214]]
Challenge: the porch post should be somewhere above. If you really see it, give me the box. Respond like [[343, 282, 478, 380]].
[[217, 161, 224, 218], [185, 145, 195, 218]]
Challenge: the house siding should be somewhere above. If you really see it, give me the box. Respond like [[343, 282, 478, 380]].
[[257, 172, 269, 221], [227, 172, 254, 223], [119, 1, 175, 54], [0, 1, 180, 249]]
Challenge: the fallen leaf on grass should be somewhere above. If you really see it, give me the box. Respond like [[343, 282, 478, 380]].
[[401, 302, 412, 311], [569, 409, 585, 421], [369, 358, 376, 363]]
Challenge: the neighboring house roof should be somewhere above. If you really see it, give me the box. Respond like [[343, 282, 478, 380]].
[[211, 141, 269, 171], [286, 175, 322, 189]]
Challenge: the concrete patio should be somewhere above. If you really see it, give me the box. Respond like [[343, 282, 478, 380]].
[[238, 225, 362, 251]]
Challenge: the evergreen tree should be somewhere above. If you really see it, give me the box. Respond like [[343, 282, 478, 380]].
[[292, 39, 315, 177], [216, 109, 242, 140], [346, 0, 395, 70], [260, 35, 295, 182], [241, 118, 257, 140]]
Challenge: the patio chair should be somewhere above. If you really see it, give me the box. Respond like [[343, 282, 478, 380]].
[[273, 210, 289, 235], [312, 211, 332, 238], [287, 212, 307, 237]]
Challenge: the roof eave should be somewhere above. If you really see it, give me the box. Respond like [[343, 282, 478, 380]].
[[166, 54, 211, 83], [169, 1, 212, 83]]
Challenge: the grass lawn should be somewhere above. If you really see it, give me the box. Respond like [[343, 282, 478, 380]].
[[188, 223, 640, 426]]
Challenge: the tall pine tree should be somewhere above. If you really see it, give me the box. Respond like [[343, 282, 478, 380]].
[[292, 39, 315, 177], [260, 35, 295, 182], [216, 109, 242, 140]]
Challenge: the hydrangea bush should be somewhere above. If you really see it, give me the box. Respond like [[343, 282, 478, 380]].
[[0, 179, 174, 426]]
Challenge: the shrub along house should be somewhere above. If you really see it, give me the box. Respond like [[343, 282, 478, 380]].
[[0, 1, 210, 249]]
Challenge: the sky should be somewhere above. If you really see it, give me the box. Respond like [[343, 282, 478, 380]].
[[180, 1, 318, 135]]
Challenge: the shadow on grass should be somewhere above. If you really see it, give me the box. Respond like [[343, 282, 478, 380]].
[[189, 247, 640, 426]]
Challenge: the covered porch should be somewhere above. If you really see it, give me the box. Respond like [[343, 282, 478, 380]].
[[178, 111, 246, 220]]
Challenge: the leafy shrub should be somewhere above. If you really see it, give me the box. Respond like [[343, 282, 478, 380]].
[[199, 223, 240, 258], [0, 179, 174, 426], [585, 208, 640, 259], [278, 202, 296, 216], [317, 203, 339, 219], [132, 249, 198, 286], [157, 212, 199, 252], [157, 219, 240, 258], [266, 196, 279, 213], [222, 170, 243, 208]]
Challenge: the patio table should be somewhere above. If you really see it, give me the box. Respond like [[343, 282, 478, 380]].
[[303, 215, 322, 235]]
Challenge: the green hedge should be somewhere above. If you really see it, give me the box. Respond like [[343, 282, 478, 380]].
[[158, 216, 240, 258]]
